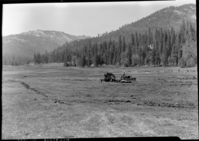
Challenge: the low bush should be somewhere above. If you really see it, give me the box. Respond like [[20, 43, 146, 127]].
[[179, 57, 186, 68], [186, 57, 195, 67]]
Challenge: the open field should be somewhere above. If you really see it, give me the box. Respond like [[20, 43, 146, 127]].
[[2, 63, 198, 139]]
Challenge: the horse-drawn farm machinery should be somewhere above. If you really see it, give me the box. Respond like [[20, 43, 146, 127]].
[[100, 72, 136, 83]]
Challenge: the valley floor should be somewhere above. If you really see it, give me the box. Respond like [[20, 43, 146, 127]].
[[2, 63, 198, 139]]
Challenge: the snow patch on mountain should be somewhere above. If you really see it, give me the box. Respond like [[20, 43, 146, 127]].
[[190, 5, 196, 10], [10, 37, 27, 43], [173, 10, 185, 15], [191, 15, 196, 20]]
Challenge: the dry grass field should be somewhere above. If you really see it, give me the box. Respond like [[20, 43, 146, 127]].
[[2, 63, 198, 139]]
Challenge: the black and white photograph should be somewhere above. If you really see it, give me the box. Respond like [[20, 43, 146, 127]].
[[2, 0, 198, 139]]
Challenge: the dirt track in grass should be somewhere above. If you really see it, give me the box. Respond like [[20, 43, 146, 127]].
[[2, 63, 198, 139]]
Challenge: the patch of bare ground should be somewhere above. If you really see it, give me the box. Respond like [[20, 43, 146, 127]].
[[2, 64, 198, 139]]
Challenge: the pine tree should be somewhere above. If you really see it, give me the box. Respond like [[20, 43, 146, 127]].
[[87, 42, 91, 66], [151, 48, 156, 66], [103, 41, 108, 65], [93, 43, 98, 67], [113, 42, 117, 65], [117, 35, 122, 65], [127, 43, 132, 66], [34, 53, 36, 63], [135, 32, 139, 54], [131, 33, 135, 54], [80, 55, 86, 67], [36, 53, 41, 64], [122, 36, 126, 53]]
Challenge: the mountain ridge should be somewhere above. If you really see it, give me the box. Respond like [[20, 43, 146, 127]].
[[3, 30, 91, 60], [66, 3, 196, 48], [106, 3, 196, 41], [47, 4, 196, 68]]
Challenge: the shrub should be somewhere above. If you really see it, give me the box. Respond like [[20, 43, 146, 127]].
[[63, 61, 67, 67], [179, 57, 186, 68], [132, 54, 140, 66], [115, 62, 120, 67], [63, 61, 70, 67], [123, 64, 129, 67], [168, 56, 175, 66], [186, 57, 195, 67]]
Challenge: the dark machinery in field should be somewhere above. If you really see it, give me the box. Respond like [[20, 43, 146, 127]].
[[100, 72, 118, 82], [101, 72, 136, 83]]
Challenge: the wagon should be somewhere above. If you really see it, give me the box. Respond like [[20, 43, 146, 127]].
[[120, 76, 136, 83], [101, 72, 136, 83]]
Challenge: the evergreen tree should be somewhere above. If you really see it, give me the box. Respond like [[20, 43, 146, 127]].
[[127, 43, 132, 66], [93, 43, 98, 67], [34, 53, 36, 63], [118, 35, 122, 65], [36, 53, 41, 64], [151, 48, 156, 66], [135, 32, 139, 54], [122, 36, 126, 53], [79, 55, 86, 67], [131, 33, 136, 54]]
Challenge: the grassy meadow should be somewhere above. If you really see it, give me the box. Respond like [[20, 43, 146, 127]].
[[2, 63, 198, 139]]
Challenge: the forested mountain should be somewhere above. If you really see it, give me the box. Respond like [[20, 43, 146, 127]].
[[62, 3, 195, 46], [3, 30, 90, 65], [35, 4, 196, 68], [3, 4, 196, 68]]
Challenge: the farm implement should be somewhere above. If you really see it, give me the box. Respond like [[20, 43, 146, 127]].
[[100, 72, 136, 83]]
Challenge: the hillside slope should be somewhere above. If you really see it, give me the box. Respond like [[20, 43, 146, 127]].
[[53, 4, 196, 52], [48, 3, 196, 68], [3, 30, 90, 59], [99, 3, 196, 43]]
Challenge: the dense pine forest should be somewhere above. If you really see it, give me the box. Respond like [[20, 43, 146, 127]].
[[34, 20, 197, 68], [3, 55, 32, 66]]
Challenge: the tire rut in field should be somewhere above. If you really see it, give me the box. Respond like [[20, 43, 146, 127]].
[[13, 79, 72, 105], [106, 99, 196, 109], [10, 79, 73, 106], [12, 80, 48, 98], [140, 100, 196, 109]]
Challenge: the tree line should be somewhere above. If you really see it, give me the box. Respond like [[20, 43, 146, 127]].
[[34, 20, 196, 68], [3, 55, 32, 66]]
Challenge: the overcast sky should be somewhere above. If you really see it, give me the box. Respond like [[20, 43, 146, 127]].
[[3, 0, 196, 37]]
